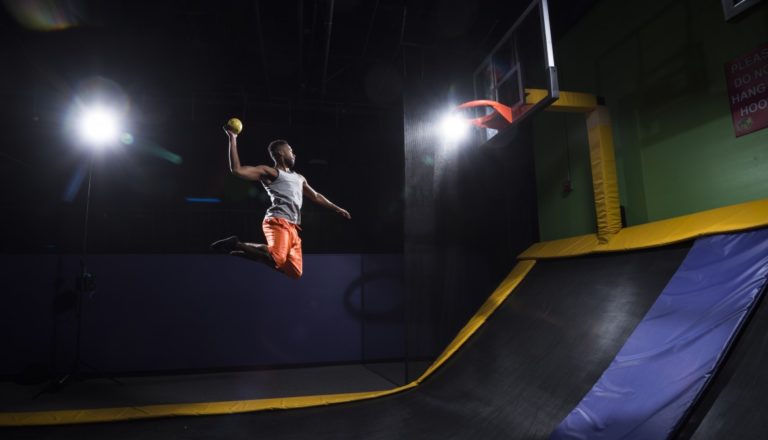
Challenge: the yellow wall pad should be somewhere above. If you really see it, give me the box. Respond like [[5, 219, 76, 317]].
[[587, 106, 622, 242], [0, 261, 536, 427], [519, 198, 768, 260]]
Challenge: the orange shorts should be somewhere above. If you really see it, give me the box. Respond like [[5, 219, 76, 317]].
[[262, 217, 303, 279]]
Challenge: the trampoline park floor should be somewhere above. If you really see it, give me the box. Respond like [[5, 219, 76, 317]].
[[2, 202, 767, 438], [0, 361, 423, 413]]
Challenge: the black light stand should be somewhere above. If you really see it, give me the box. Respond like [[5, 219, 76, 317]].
[[36, 154, 122, 397]]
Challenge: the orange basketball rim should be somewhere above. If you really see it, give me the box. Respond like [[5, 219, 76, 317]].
[[456, 99, 517, 130]]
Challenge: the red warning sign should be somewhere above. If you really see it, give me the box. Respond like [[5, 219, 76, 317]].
[[725, 43, 768, 137]]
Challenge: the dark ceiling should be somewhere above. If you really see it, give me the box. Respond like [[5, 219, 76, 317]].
[[0, 0, 597, 105]]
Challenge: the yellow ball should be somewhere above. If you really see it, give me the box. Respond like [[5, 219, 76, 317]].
[[226, 117, 243, 134]]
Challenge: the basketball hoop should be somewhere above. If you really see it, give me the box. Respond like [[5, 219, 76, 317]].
[[455, 100, 515, 130]]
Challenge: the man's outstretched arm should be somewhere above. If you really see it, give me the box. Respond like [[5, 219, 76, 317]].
[[303, 180, 351, 219], [225, 128, 276, 182]]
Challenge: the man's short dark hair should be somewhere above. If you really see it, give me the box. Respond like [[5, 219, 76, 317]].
[[268, 139, 289, 160]]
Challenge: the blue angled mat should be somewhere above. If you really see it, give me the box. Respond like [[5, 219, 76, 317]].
[[551, 229, 768, 440]]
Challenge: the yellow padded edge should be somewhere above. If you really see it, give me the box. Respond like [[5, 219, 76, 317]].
[[519, 198, 768, 260], [0, 261, 536, 427], [413, 260, 536, 380], [0, 387, 419, 427]]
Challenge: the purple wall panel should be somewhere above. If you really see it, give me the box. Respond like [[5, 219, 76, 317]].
[[0, 256, 59, 376], [360, 254, 406, 361], [0, 253, 404, 375]]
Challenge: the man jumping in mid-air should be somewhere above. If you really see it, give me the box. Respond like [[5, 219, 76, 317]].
[[211, 126, 351, 279]]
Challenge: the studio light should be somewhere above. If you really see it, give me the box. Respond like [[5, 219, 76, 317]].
[[439, 112, 470, 144], [54, 90, 130, 391], [77, 106, 120, 148]]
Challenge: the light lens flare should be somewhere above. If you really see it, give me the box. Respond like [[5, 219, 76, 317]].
[[120, 132, 134, 145], [62, 161, 88, 202], [2, 0, 82, 31]]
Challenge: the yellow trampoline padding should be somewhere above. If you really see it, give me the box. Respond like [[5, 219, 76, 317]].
[[520, 198, 768, 260], [0, 388, 422, 427], [0, 260, 536, 427]]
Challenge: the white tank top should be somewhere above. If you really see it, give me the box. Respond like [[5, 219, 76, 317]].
[[262, 169, 305, 225]]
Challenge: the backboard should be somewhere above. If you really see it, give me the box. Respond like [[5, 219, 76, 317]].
[[472, 0, 559, 142]]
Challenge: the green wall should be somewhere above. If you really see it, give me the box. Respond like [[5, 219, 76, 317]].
[[534, 0, 768, 240]]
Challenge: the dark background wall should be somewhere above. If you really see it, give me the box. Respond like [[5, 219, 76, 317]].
[[0, 95, 404, 254], [0, 1, 409, 255]]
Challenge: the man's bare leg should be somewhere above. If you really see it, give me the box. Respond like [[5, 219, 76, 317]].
[[211, 236, 277, 269], [230, 242, 276, 268], [210, 235, 240, 253]]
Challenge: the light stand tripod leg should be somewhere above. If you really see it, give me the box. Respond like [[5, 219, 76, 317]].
[[34, 154, 123, 399]]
